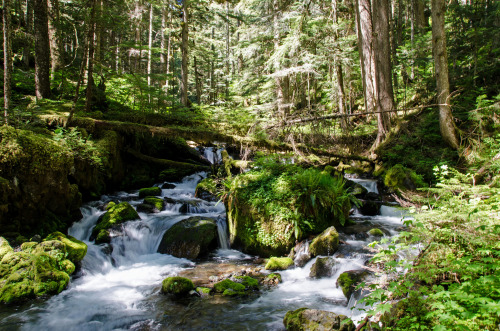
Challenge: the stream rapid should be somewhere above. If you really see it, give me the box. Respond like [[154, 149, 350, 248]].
[[0, 150, 409, 331]]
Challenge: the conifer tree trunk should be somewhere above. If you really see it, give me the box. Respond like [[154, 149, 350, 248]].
[[85, 0, 96, 112], [147, 2, 153, 103], [273, 0, 285, 118], [432, 0, 459, 149], [180, 0, 189, 107], [34, 0, 51, 98], [23, 0, 33, 68], [48, 0, 63, 77], [3, 0, 12, 125], [355, 0, 376, 114], [372, 0, 394, 148]]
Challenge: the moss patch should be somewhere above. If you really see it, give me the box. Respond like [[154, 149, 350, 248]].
[[213, 279, 247, 296], [161, 277, 195, 296], [91, 202, 140, 241], [265, 257, 294, 271], [368, 228, 384, 237], [234, 275, 259, 289], [309, 226, 340, 257], [143, 197, 165, 211], [138, 187, 162, 198], [44, 232, 87, 263], [384, 164, 425, 192], [337, 270, 369, 299]]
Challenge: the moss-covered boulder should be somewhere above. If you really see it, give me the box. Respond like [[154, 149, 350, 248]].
[[336, 270, 369, 299], [195, 178, 218, 202], [161, 277, 195, 296], [283, 308, 355, 331], [196, 286, 211, 298], [137, 197, 165, 213], [0, 236, 83, 304], [309, 227, 340, 257], [265, 257, 294, 271], [309, 257, 337, 279], [384, 164, 425, 193], [138, 187, 162, 198], [90, 202, 140, 243], [345, 180, 369, 199], [44, 232, 87, 263], [213, 279, 247, 297], [262, 273, 282, 287], [233, 275, 259, 289], [368, 228, 384, 237], [157, 217, 218, 259]]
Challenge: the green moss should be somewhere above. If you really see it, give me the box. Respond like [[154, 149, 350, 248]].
[[368, 228, 384, 237], [337, 270, 368, 299], [44, 232, 87, 263], [265, 273, 282, 283], [91, 202, 140, 240], [138, 187, 162, 198], [196, 287, 211, 295], [213, 279, 246, 293], [195, 178, 218, 197], [234, 275, 259, 289], [265, 257, 294, 271], [161, 277, 195, 296], [95, 230, 111, 244], [309, 227, 340, 257], [222, 288, 247, 297], [106, 201, 116, 210], [143, 196, 165, 211], [20, 242, 38, 253], [283, 308, 308, 330], [384, 164, 425, 192], [60, 259, 76, 274]]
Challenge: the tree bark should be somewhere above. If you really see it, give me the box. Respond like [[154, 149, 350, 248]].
[[355, 0, 376, 114], [180, 0, 189, 107], [273, 0, 285, 118], [23, 0, 33, 68], [85, 0, 96, 112], [48, 0, 63, 77], [34, 0, 51, 98], [431, 0, 459, 149], [147, 2, 153, 100], [3, 0, 12, 125]]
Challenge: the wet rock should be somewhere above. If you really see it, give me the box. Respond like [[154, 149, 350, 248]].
[[196, 287, 211, 298], [265, 257, 294, 271], [179, 200, 203, 214], [137, 197, 165, 213], [177, 262, 263, 288], [157, 217, 218, 259], [262, 273, 282, 287], [336, 270, 370, 299], [384, 164, 424, 192], [213, 279, 247, 297], [161, 277, 195, 296], [345, 180, 369, 199], [195, 178, 218, 202], [309, 227, 340, 257], [309, 257, 337, 279], [138, 187, 162, 198], [289, 241, 312, 267], [161, 183, 176, 189], [0, 235, 87, 303], [90, 202, 140, 244], [368, 228, 384, 237], [283, 308, 355, 331], [232, 275, 259, 290]]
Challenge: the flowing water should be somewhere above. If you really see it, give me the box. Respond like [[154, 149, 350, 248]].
[[0, 151, 410, 330]]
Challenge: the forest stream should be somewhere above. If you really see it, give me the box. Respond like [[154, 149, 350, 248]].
[[0, 149, 410, 330]]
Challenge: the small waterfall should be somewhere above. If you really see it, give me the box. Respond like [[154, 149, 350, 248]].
[[293, 240, 311, 267], [348, 178, 379, 194], [202, 147, 222, 165], [216, 217, 230, 249]]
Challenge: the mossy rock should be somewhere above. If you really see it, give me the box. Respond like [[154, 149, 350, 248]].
[[138, 187, 162, 198], [213, 279, 246, 296], [196, 287, 211, 298], [157, 217, 217, 259], [91, 202, 140, 241], [262, 273, 282, 287], [44, 232, 87, 263], [143, 196, 165, 212], [309, 227, 340, 257], [233, 275, 259, 289], [161, 277, 195, 296], [336, 270, 369, 299], [195, 178, 218, 202], [265, 257, 294, 271], [283, 308, 355, 331], [95, 229, 111, 244], [384, 164, 425, 192], [368, 228, 384, 237], [309, 257, 336, 279], [0, 239, 72, 304]]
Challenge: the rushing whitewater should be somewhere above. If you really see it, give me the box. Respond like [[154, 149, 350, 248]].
[[0, 150, 409, 330]]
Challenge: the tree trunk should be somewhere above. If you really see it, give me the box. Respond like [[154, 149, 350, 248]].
[[355, 0, 376, 114], [180, 0, 189, 107], [48, 0, 63, 77], [147, 2, 153, 102], [34, 0, 51, 98], [210, 27, 215, 104], [372, 0, 394, 148], [194, 56, 201, 104], [23, 0, 33, 68], [160, 8, 166, 74], [431, 0, 459, 149], [273, 0, 285, 118], [85, 0, 96, 112], [3, 0, 12, 125]]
